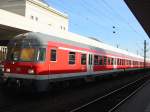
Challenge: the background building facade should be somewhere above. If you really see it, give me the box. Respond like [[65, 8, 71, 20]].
[[0, 0, 69, 32], [0, 0, 69, 62]]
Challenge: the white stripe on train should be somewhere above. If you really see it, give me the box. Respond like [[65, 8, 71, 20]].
[[3, 68, 141, 80]]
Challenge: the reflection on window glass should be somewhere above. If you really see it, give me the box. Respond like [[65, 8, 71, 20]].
[[94, 55, 99, 65], [11, 48, 20, 61], [108, 58, 111, 65], [111, 58, 114, 65], [69, 52, 75, 64], [99, 56, 103, 65], [20, 48, 35, 61], [81, 54, 86, 65], [51, 49, 57, 61], [104, 56, 107, 65], [37, 48, 46, 61]]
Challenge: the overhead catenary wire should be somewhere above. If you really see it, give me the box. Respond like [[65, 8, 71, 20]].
[[80, 0, 120, 28], [45, 0, 150, 54], [101, 0, 147, 40], [47, 0, 147, 41], [46, 0, 115, 34]]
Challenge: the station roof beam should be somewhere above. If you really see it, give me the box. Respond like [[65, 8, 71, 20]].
[[124, 0, 150, 38]]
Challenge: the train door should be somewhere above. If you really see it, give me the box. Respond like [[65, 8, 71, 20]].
[[88, 54, 93, 73]]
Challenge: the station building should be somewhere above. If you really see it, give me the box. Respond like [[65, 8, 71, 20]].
[[0, 0, 69, 61], [0, 0, 69, 32]]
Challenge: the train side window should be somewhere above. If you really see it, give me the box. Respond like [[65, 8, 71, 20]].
[[114, 58, 116, 65], [129, 60, 131, 65], [120, 59, 122, 65], [117, 59, 119, 65], [81, 54, 86, 65], [104, 56, 107, 65], [99, 56, 103, 65], [94, 55, 99, 65], [120, 59, 123, 65], [69, 52, 75, 64], [123, 59, 125, 65], [51, 49, 57, 61], [111, 58, 114, 65], [37, 48, 46, 61], [108, 57, 111, 65]]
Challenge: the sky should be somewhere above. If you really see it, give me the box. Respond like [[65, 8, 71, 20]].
[[45, 0, 150, 57]]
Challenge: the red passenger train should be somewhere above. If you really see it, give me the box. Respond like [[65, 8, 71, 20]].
[[3, 32, 150, 91]]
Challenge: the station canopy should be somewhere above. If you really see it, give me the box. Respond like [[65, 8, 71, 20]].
[[124, 0, 150, 38], [0, 25, 27, 45]]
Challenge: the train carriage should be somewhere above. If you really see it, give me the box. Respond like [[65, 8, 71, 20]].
[[2, 32, 150, 91]]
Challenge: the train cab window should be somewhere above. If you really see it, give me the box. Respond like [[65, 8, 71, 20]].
[[9, 47, 20, 61], [104, 56, 107, 65], [51, 49, 57, 61], [20, 48, 35, 62], [37, 48, 46, 61], [94, 55, 99, 65], [69, 52, 75, 64], [99, 56, 103, 65], [81, 54, 86, 65]]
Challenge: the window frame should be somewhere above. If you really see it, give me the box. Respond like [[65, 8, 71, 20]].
[[36, 48, 46, 62], [50, 49, 57, 62], [99, 56, 103, 65], [69, 52, 76, 65], [94, 55, 99, 65], [111, 58, 114, 65], [104, 56, 107, 65], [108, 57, 111, 65], [81, 54, 86, 65]]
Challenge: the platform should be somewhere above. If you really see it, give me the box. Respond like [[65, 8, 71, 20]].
[[114, 80, 150, 112]]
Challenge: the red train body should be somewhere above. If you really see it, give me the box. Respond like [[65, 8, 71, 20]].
[[2, 32, 150, 91]]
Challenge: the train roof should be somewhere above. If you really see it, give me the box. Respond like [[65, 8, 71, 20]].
[[14, 31, 148, 61]]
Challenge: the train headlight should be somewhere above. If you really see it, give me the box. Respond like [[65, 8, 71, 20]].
[[2, 68, 4, 72], [28, 69, 34, 74], [6, 68, 10, 73]]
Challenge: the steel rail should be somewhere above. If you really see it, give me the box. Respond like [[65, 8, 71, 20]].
[[70, 75, 149, 112]]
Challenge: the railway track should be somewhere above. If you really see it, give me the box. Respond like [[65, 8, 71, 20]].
[[70, 75, 150, 112], [0, 71, 149, 112]]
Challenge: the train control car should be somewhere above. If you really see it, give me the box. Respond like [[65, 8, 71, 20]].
[[2, 32, 150, 91]]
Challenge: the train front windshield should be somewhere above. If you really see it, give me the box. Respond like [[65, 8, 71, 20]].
[[7, 47, 46, 62], [6, 34, 46, 62], [7, 47, 36, 62]]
